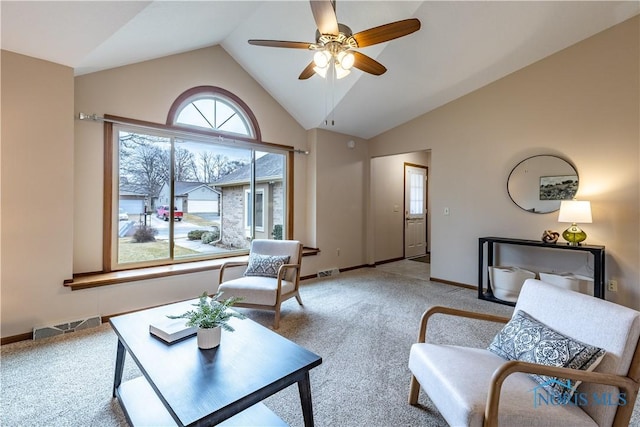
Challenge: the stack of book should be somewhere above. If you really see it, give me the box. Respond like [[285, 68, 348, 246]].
[[149, 317, 197, 344]]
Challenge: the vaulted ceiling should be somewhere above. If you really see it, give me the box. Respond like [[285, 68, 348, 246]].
[[2, 1, 638, 139]]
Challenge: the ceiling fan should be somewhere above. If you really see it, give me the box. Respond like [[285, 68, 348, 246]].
[[248, 0, 421, 80]]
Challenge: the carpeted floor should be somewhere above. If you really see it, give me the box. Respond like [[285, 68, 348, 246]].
[[1, 262, 639, 426]]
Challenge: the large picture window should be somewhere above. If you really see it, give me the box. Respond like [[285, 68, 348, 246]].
[[106, 87, 290, 271]]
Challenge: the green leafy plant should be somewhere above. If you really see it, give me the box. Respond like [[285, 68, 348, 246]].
[[201, 229, 220, 244], [272, 224, 283, 240], [187, 229, 207, 240], [167, 291, 245, 331]]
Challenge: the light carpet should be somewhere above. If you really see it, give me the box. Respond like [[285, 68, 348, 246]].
[[2, 263, 638, 426]]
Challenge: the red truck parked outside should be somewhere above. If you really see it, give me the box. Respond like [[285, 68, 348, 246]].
[[156, 205, 183, 221]]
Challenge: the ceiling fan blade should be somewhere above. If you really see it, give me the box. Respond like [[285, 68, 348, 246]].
[[352, 18, 421, 48], [352, 51, 387, 75], [299, 61, 316, 80], [310, 0, 339, 35], [248, 40, 314, 49]]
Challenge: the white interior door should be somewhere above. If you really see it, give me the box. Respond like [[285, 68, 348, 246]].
[[404, 164, 427, 258]]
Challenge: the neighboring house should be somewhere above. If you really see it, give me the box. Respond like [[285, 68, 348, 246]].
[[156, 181, 221, 214], [118, 187, 148, 215], [212, 153, 284, 248]]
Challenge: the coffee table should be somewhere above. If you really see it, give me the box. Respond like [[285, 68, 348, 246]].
[[110, 299, 322, 426]]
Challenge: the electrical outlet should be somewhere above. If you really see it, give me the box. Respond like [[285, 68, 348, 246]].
[[608, 280, 618, 292]]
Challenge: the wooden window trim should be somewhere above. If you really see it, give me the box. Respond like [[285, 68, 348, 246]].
[[102, 115, 295, 274], [64, 247, 320, 291]]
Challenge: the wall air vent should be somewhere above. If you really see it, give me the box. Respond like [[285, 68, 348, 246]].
[[33, 316, 101, 340], [317, 268, 340, 278]]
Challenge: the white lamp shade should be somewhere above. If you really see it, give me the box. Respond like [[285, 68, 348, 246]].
[[558, 200, 592, 223], [335, 64, 351, 79], [313, 65, 328, 78], [337, 50, 355, 70], [313, 50, 331, 68]]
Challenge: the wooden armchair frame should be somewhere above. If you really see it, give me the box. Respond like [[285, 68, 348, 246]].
[[408, 306, 640, 427]]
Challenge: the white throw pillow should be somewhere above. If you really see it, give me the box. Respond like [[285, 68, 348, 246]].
[[244, 253, 290, 278], [488, 310, 605, 399]]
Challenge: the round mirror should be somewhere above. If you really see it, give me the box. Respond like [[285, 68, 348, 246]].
[[507, 155, 578, 214]]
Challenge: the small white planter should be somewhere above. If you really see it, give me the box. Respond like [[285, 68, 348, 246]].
[[197, 327, 221, 349], [489, 266, 536, 302], [539, 272, 594, 296]]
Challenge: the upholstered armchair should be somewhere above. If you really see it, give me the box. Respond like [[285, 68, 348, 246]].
[[408, 279, 640, 426], [217, 239, 303, 329]]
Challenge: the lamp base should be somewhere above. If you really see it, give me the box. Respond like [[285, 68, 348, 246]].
[[562, 223, 587, 246]]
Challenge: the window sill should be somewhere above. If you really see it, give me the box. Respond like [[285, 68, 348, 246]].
[[64, 246, 320, 291]]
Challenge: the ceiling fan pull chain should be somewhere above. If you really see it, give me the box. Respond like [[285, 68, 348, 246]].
[[330, 63, 335, 126], [324, 68, 329, 125]]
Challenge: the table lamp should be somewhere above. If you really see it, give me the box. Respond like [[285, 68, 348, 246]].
[[558, 200, 592, 246]]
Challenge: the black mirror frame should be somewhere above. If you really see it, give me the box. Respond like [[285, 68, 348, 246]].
[[507, 154, 579, 214]]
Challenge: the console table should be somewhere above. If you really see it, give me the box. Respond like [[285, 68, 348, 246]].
[[478, 236, 605, 306]]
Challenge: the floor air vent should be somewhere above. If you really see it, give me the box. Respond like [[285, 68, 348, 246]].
[[317, 268, 340, 278], [33, 316, 101, 340]]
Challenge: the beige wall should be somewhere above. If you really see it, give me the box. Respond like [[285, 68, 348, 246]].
[[370, 16, 640, 308], [302, 129, 370, 275], [1, 51, 76, 335]]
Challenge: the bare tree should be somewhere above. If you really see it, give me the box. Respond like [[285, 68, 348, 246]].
[[191, 151, 214, 183], [119, 133, 170, 200], [194, 152, 234, 182], [174, 147, 197, 182], [119, 132, 249, 201]]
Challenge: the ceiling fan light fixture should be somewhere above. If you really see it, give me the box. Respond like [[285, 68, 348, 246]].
[[335, 63, 351, 79], [337, 50, 355, 70], [313, 65, 328, 78], [248, 1, 421, 82], [313, 50, 331, 68]]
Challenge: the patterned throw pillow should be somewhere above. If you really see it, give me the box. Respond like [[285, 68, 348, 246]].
[[244, 253, 290, 278], [488, 310, 605, 399]]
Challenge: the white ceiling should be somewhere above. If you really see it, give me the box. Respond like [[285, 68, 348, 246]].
[[2, 1, 638, 139]]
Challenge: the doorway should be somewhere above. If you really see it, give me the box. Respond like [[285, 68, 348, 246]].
[[404, 163, 428, 259], [370, 151, 430, 265]]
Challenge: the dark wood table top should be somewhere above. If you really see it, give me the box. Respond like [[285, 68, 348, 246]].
[[110, 299, 322, 426]]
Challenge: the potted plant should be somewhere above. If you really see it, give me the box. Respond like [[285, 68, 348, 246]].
[[167, 291, 245, 349]]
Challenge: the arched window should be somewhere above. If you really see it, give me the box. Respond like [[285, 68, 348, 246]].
[[167, 86, 260, 140], [105, 86, 290, 272]]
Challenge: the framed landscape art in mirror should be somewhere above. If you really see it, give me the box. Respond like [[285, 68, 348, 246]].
[[507, 155, 578, 214]]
